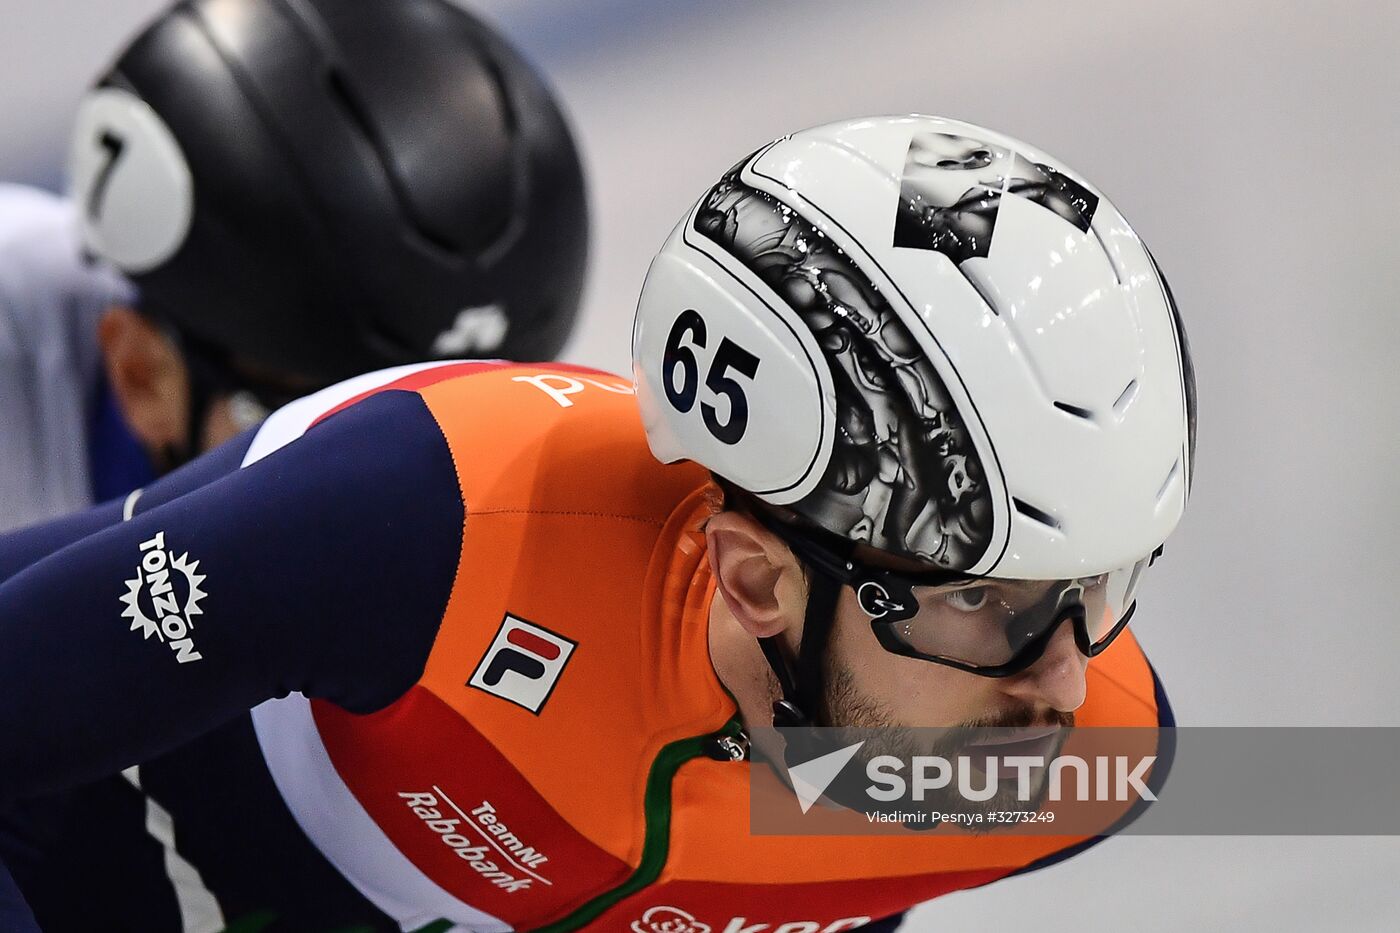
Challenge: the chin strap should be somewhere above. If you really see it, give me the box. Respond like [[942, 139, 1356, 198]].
[[756, 566, 927, 821], [183, 357, 218, 469], [758, 566, 844, 728], [155, 342, 219, 474], [135, 312, 218, 474]]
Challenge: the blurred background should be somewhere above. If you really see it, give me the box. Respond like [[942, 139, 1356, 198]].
[[4, 0, 1398, 929]]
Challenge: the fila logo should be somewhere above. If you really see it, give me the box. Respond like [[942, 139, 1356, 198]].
[[468, 615, 577, 714]]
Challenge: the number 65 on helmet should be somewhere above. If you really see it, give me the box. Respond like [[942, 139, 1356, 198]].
[[633, 115, 1196, 583]]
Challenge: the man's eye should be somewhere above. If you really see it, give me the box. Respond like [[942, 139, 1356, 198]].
[[942, 588, 988, 612]]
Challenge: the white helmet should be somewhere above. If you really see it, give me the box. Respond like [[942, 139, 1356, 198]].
[[634, 115, 1195, 585]]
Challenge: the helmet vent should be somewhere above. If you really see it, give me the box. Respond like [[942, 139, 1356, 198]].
[[324, 67, 460, 256], [1088, 224, 1123, 285], [1113, 378, 1139, 416], [1013, 497, 1062, 531], [961, 270, 1001, 317], [1156, 458, 1182, 503], [1053, 400, 1094, 421], [481, 54, 518, 135]]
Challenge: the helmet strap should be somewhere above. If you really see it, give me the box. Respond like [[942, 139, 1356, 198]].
[[758, 567, 843, 729], [163, 327, 223, 474], [178, 358, 217, 472]]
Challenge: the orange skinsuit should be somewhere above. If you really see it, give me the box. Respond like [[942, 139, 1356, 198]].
[[302, 362, 1168, 932]]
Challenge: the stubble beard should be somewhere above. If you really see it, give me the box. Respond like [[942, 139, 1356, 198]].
[[817, 665, 1074, 825]]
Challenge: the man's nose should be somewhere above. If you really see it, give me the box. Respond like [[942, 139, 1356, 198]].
[[1000, 618, 1088, 713]]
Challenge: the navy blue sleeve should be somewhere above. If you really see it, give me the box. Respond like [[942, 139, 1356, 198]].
[[0, 429, 255, 585], [0, 389, 464, 806], [0, 855, 39, 933]]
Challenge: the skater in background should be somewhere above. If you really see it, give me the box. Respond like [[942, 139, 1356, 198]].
[[0, 0, 588, 532]]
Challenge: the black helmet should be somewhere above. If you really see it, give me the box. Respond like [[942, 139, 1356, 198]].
[[71, 0, 588, 383]]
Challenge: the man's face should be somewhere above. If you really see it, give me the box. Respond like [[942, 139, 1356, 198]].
[[814, 579, 1085, 815], [99, 305, 319, 469], [137, 357, 306, 463], [188, 351, 320, 452], [818, 577, 1087, 732]]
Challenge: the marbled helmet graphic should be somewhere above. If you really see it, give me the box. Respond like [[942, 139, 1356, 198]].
[[695, 167, 993, 569]]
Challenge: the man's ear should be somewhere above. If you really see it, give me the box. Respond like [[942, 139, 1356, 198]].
[[97, 306, 188, 452], [705, 510, 807, 639]]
